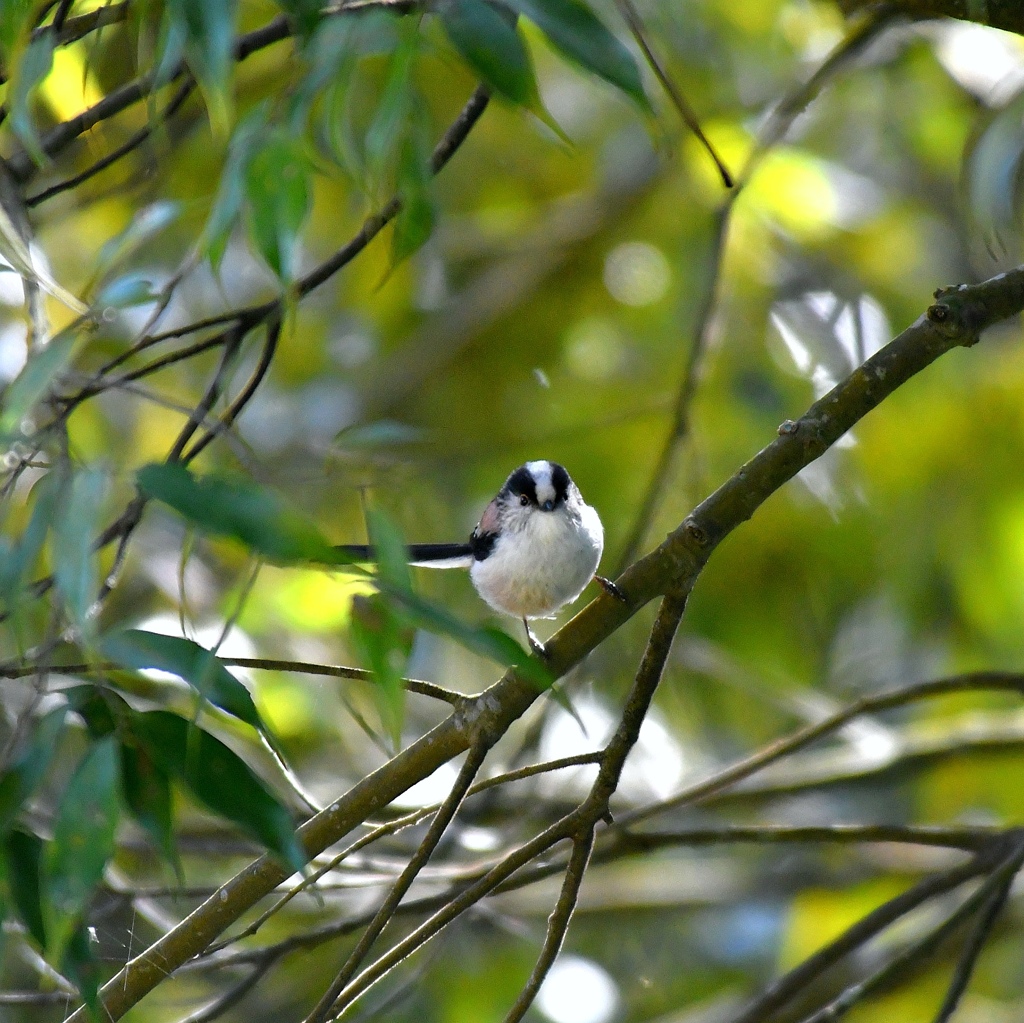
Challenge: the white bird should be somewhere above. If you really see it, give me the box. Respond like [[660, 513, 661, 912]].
[[337, 460, 624, 652]]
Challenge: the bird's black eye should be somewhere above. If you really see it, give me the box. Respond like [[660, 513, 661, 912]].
[[519, 494, 530, 506]]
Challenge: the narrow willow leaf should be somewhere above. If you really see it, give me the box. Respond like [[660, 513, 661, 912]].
[[60, 924, 103, 1017], [202, 105, 267, 271], [130, 711, 306, 871], [349, 592, 411, 748], [120, 742, 177, 869], [0, 201, 86, 313], [44, 738, 120, 956], [8, 33, 54, 168], [0, 328, 79, 438], [391, 117, 436, 265], [439, 0, 537, 106], [275, 0, 323, 37], [0, 470, 58, 605], [388, 585, 552, 688], [366, 507, 412, 594], [506, 0, 648, 108], [63, 685, 119, 738], [166, 0, 238, 135], [364, 22, 419, 185], [94, 201, 182, 284], [96, 273, 158, 308], [0, 707, 67, 834], [52, 467, 107, 632], [4, 829, 46, 947], [137, 463, 347, 565], [101, 628, 263, 732], [245, 133, 312, 282]]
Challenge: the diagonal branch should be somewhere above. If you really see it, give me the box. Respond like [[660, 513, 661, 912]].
[[838, 0, 1024, 34], [305, 741, 492, 1023], [62, 266, 1024, 1023], [503, 829, 596, 1023], [728, 842, 1007, 1023]]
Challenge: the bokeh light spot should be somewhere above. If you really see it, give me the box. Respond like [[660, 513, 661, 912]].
[[603, 242, 671, 306], [537, 955, 619, 1023]]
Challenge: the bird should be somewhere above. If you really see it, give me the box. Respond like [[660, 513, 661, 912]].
[[336, 460, 625, 653]]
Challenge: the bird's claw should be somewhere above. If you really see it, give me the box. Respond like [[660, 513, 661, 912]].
[[595, 575, 628, 603], [523, 619, 549, 659]]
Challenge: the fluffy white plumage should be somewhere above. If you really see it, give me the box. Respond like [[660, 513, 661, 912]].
[[469, 462, 604, 620]]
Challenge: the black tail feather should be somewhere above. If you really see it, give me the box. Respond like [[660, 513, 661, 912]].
[[334, 543, 473, 563]]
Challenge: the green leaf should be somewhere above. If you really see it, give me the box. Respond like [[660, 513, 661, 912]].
[[44, 738, 120, 956], [0, 328, 79, 438], [52, 467, 107, 632], [439, 0, 538, 106], [60, 923, 103, 1017], [130, 711, 305, 872], [64, 685, 119, 737], [0, 470, 59, 607], [95, 201, 182, 283], [166, 0, 238, 136], [334, 421, 425, 449], [4, 828, 46, 947], [505, 0, 648, 108], [202, 104, 268, 272], [137, 463, 348, 565], [245, 132, 312, 282], [391, 117, 436, 265], [366, 507, 412, 594], [389, 585, 552, 688], [96, 273, 159, 308], [8, 33, 54, 167], [120, 742, 177, 869], [100, 628, 263, 732], [349, 591, 412, 748], [0, 1, 35, 56], [0, 707, 67, 834], [364, 22, 419, 185]]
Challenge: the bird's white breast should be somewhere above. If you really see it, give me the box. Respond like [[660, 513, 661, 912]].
[[470, 502, 603, 619]]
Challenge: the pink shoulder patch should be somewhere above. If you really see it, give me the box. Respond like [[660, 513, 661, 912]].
[[477, 499, 500, 535]]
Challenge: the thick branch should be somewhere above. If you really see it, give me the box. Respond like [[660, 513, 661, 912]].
[[840, 0, 1024, 33], [65, 268, 1024, 1023]]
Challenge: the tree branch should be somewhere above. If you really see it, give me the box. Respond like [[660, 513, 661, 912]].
[[62, 266, 1024, 1022], [503, 830, 596, 1023], [839, 0, 1024, 34], [729, 842, 1005, 1023]]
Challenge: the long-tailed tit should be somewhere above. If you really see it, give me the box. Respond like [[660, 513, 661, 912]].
[[337, 460, 624, 652]]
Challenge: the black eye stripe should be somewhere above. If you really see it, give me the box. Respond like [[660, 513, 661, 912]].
[[503, 466, 537, 504], [550, 463, 570, 503]]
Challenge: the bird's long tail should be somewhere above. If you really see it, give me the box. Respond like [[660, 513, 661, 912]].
[[333, 543, 474, 569]]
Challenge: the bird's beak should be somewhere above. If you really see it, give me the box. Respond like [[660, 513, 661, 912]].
[[541, 499, 555, 511]]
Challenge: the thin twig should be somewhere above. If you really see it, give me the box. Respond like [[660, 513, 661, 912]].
[[621, 672, 1024, 827], [610, 824, 1000, 854], [503, 828, 596, 1023], [27, 78, 198, 207], [183, 317, 281, 463], [931, 840, 1024, 1023], [612, 0, 732, 187], [800, 838, 1024, 1023], [177, 958, 275, 1023], [728, 846, 1003, 1023], [307, 741, 492, 1023]]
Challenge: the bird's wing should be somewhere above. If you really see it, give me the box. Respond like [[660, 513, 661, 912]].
[[333, 543, 474, 570]]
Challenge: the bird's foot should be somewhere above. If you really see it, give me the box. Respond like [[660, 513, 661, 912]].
[[595, 575, 628, 603], [523, 618, 548, 659]]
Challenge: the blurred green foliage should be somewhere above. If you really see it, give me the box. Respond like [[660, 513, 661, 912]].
[[3, 0, 1024, 1021]]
